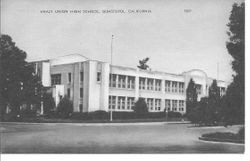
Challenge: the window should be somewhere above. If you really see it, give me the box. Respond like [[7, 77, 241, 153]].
[[109, 96, 116, 109], [67, 88, 70, 98], [68, 73, 71, 83], [172, 81, 177, 93], [80, 88, 83, 98], [127, 76, 135, 89], [172, 100, 178, 111], [109, 96, 111, 109], [117, 75, 125, 88], [79, 104, 83, 113], [121, 97, 125, 109], [147, 78, 154, 90], [121, 76, 126, 88], [165, 99, 171, 111], [127, 97, 135, 110], [179, 82, 184, 93], [165, 81, 171, 92], [80, 71, 83, 82], [147, 98, 154, 110], [97, 72, 101, 82], [118, 96, 125, 110], [110, 74, 117, 87], [220, 87, 226, 96], [155, 99, 161, 111], [51, 74, 61, 85], [179, 100, 184, 111], [155, 79, 161, 91], [195, 84, 202, 95], [139, 77, 146, 90]]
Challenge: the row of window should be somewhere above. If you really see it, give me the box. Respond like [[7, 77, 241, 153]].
[[52, 73, 214, 98], [108, 96, 185, 112], [109, 74, 135, 89], [108, 96, 135, 110], [165, 99, 185, 112], [145, 98, 162, 111], [51, 71, 100, 86], [165, 81, 185, 93], [109, 74, 185, 94], [139, 78, 162, 91]]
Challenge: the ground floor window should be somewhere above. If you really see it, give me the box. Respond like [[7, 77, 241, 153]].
[[109, 96, 116, 109], [147, 98, 154, 110], [172, 100, 178, 111], [79, 104, 83, 113], [155, 99, 161, 111], [127, 97, 135, 110], [165, 99, 171, 111]]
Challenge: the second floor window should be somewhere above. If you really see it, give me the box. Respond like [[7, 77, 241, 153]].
[[80, 88, 83, 98], [51, 74, 61, 85], [80, 71, 83, 82], [155, 79, 161, 91], [195, 84, 202, 95], [139, 77, 146, 90], [68, 73, 71, 83], [97, 72, 101, 82]]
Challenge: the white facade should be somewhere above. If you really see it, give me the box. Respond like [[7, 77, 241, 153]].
[[31, 54, 228, 114]]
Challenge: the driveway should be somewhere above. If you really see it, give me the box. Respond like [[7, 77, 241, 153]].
[[0, 122, 244, 153]]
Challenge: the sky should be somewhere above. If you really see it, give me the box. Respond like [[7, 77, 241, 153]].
[[1, 0, 244, 82]]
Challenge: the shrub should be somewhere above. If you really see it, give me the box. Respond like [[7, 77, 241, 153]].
[[56, 96, 73, 118], [167, 111, 182, 118], [71, 112, 88, 120], [237, 127, 244, 140], [43, 93, 55, 115], [88, 110, 109, 120], [132, 98, 148, 114], [20, 108, 37, 118]]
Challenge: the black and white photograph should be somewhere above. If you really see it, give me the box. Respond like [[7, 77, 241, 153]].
[[0, 0, 245, 156]]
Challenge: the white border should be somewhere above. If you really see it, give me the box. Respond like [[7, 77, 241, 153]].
[[1, 0, 249, 161]]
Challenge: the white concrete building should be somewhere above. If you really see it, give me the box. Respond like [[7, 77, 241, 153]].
[[31, 54, 228, 114]]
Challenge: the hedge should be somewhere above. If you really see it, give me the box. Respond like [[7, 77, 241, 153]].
[[70, 111, 183, 120]]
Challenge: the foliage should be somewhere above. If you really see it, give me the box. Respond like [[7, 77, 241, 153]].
[[132, 98, 148, 114], [167, 111, 182, 118], [70, 111, 169, 120], [202, 127, 244, 142], [43, 93, 55, 115], [222, 2, 245, 125], [189, 81, 221, 126], [208, 80, 221, 123], [186, 79, 197, 117], [188, 3, 245, 126], [56, 96, 73, 118], [237, 126, 244, 139], [137, 57, 150, 70], [0, 34, 42, 120]]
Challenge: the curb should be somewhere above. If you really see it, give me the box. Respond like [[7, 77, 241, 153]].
[[199, 136, 244, 144], [0, 121, 190, 126]]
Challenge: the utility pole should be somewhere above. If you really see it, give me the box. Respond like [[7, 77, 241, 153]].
[[110, 35, 114, 122]]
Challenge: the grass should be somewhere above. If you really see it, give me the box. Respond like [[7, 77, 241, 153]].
[[199, 127, 244, 144]]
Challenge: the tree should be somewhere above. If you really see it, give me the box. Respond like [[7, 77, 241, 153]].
[[223, 3, 245, 125], [186, 79, 197, 116], [56, 96, 73, 118], [0, 34, 42, 120], [208, 80, 221, 123], [133, 98, 148, 114], [137, 57, 150, 70]]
